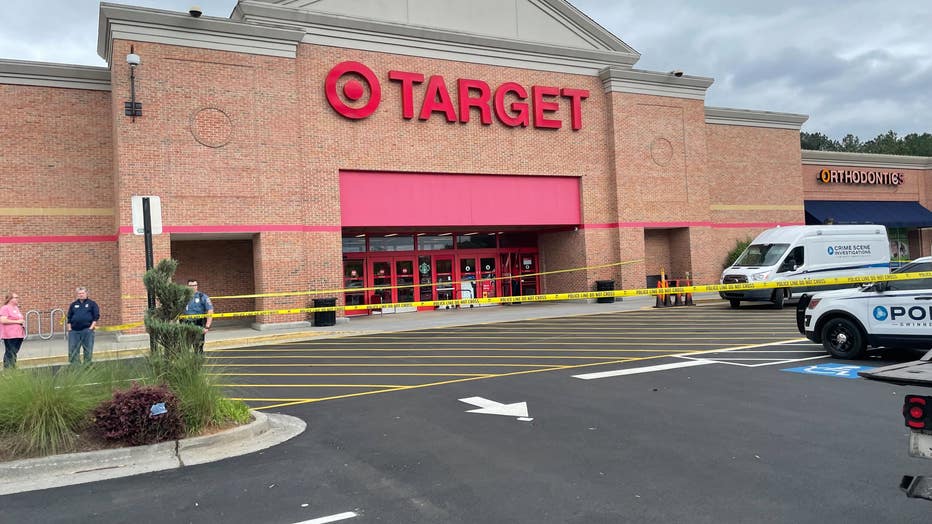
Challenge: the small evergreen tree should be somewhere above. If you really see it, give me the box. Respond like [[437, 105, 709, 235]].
[[143, 258, 202, 358]]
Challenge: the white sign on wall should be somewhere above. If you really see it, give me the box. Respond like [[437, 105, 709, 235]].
[[131, 195, 163, 235]]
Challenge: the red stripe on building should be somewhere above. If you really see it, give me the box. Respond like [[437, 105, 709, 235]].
[[116, 225, 341, 234], [0, 235, 119, 244], [581, 221, 804, 229]]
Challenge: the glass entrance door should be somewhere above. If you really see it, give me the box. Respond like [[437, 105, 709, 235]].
[[435, 256, 455, 309], [478, 255, 497, 304], [459, 257, 478, 302], [343, 258, 366, 316], [501, 252, 519, 298], [500, 251, 538, 298], [417, 255, 433, 310], [369, 258, 417, 314], [371, 259, 394, 314], [518, 254, 538, 295], [395, 258, 416, 313]]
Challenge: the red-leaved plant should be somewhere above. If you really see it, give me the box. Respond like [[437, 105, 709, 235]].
[[92, 382, 185, 446]]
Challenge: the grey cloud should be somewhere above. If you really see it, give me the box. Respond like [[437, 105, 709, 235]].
[[1, 0, 928, 139]]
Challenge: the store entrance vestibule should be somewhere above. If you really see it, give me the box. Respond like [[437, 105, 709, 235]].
[[343, 233, 541, 314]]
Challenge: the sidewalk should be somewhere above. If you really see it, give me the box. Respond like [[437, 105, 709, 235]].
[[17, 293, 721, 367]]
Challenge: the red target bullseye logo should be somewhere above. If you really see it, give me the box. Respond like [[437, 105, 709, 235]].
[[325, 61, 381, 119]]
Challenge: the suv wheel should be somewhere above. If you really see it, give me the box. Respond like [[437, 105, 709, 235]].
[[821, 317, 866, 359], [729, 299, 740, 309]]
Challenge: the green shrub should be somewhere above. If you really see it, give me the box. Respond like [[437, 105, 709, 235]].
[[149, 353, 226, 434], [724, 237, 752, 269], [143, 258, 202, 359], [0, 366, 113, 454], [93, 382, 184, 446], [214, 398, 252, 426]]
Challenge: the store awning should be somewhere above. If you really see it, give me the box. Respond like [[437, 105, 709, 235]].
[[805, 200, 932, 228], [340, 171, 580, 227]]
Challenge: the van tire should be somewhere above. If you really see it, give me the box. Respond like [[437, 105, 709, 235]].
[[821, 317, 866, 359], [772, 289, 785, 309], [729, 299, 740, 309]]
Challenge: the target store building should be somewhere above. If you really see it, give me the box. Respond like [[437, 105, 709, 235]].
[[1, 0, 930, 329]]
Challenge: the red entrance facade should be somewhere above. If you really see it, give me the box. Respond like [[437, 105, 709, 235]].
[[342, 232, 540, 315]]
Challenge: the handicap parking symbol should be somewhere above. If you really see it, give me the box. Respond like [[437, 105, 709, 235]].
[[782, 363, 874, 379]]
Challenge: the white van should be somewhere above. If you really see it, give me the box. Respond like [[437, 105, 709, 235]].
[[720, 225, 890, 309]]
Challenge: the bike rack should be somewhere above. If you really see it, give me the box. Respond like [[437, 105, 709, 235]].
[[24, 308, 66, 340]]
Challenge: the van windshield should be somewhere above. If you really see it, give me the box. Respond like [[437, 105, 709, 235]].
[[733, 243, 789, 267]]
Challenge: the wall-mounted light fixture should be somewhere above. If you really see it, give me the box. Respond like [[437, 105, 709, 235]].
[[124, 45, 142, 122]]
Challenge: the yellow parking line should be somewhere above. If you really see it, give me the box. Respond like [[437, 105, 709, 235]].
[[231, 397, 320, 402], [211, 372, 490, 377], [212, 354, 664, 359], [204, 363, 559, 368], [254, 399, 328, 410], [249, 339, 807, 409], [210, 344, 792, 352], [262, 332, 800, 340], [221, 383, 409, 388]]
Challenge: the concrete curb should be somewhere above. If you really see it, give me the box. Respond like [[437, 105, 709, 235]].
[[0, 410, 306, 495]]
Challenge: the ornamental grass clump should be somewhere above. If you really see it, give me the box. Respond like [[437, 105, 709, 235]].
[[150, 352, 251, 435], [0, 365, 114, 455]]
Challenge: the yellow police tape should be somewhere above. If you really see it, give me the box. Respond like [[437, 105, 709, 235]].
[[121, 258, 644, 301], [99, 271, 931, 332]]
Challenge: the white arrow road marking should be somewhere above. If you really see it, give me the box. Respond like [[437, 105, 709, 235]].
[[459, 396, 532, 420], [573, 359, 714, 380], [294, 511, 358, 524]]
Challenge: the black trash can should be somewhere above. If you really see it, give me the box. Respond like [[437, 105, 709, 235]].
[[312, 297, 337, 326], [595, 280, 615, 303]]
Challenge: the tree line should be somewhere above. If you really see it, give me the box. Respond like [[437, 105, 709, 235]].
[[800, 130, 932, 157]]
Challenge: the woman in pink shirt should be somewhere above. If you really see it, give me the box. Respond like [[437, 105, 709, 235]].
[[1, 292, 26, 368]]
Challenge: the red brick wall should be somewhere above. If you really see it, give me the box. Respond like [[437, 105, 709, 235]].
[[703, 123, 804, 284], [539, 230, 585, 293], [0, 83, 115, 332], [170, 239, 255, 324], [4, 35, 843, 322], [644, 230, 672, 279]]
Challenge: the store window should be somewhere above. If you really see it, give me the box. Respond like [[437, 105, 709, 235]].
[[342, 237, 366, 253], [418, 235, 454, 251], [499, 232, 538, 248], [889, 228, 910, 267], [369, 235, 415, 252], [456, 233, 497, 249]]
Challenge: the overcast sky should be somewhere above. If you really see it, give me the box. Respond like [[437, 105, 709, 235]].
[[2, 0, 929, 140]]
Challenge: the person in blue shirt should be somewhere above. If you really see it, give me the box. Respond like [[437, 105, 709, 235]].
[[66, 286, 100, 364], [183, 279, 213, 354]]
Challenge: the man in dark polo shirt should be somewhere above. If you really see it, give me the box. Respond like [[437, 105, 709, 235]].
[[66, 286, 100, 364]]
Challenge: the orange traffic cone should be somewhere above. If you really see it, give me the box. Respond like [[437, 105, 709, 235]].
[[663, 280, 673, 307]]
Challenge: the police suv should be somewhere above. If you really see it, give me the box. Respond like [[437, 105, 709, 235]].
[[797, 256, 932, 359]]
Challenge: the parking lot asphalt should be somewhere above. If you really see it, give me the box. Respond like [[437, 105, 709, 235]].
[[3, 301, 930, 523], [211, 303, 815, 411]]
